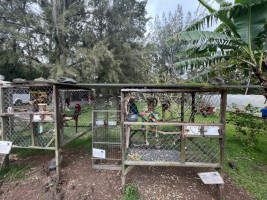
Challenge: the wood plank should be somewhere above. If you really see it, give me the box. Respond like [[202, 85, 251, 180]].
[[124, 165, 135, 175], [124, 122, 223, 126], [92, 165, 122, 170], [121, 88, 226, 93], [61, 129, 90, 147], [46, 136, 55, 147], [124, 161, 221, 168], [11, 146, 55, 150]]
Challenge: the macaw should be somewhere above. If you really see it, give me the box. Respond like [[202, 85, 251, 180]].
[[73, 104, 81, 133]]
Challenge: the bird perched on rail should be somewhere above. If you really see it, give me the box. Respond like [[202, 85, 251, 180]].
[[208, 77, 225, 86]]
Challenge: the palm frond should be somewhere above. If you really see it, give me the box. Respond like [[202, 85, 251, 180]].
[[176, 43, 241, 57], [175, 55, 231, 69], [177, 31, 239, 43], [198, 0, 217, 13]]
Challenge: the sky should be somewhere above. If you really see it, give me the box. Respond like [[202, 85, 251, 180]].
[[145, 0, 234, 20], [146, 0, 202, 19]]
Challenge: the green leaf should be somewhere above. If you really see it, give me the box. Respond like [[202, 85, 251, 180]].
[[233, 2, 267, 49]]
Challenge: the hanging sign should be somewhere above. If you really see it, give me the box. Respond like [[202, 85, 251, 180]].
[[0, 141, 12, 154]]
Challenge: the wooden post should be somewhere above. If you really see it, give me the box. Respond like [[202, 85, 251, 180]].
[[30, 114, 36, 146], [181, 93, 185, 122], [0, 87, 5, 141], [121, 92, 131, 194], [53, 85, 61, 182], [219, 90, 227, 174], [218, 89, 227, 200], [191, 93, 196, 123], [181, 126, 185, 164], [121, 91, 126, 194]]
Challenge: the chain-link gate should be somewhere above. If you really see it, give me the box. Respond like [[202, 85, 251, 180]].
[[92, 95, 121, 170]]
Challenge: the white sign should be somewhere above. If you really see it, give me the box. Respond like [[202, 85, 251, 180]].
[[108, 121, 117, 126], [0, 141, 12, 154], [184, 126, 201, 135], [93, 148, 106, 159], [184, 126, 220, 136], [198, 172, 224, 184], [204, 126, 220, 136], [95, 121, 104, 126]]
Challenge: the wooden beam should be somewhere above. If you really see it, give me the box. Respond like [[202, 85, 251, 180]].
[[124, 161, 221, 168]]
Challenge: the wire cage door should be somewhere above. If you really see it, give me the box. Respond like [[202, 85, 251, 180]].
[[92, 96, 121, 170]]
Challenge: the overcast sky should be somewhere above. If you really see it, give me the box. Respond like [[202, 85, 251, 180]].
[[146, 0, 202, 19], [145, 0, 234, 20]]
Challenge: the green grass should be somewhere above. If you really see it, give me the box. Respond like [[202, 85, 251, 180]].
[[62, 134, 92, 155], [11, 148, 53, 158], [225, 124, 267, 200], [0, 165, 30, 183]]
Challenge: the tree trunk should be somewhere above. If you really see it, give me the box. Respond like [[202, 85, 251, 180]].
[[253, 65, 267, 100]]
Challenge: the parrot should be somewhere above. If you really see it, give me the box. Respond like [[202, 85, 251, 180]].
[[73, 104, 81, 133]]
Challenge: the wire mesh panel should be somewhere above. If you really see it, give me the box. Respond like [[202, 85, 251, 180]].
[[123, 91, 221, 124], [122, 88, 226, 168], [0, 85, 55, 149], [92, 95, 121, 170], [185, 137, 219, 163], [125, 124, 181, 162], [59, 89, 93, 145]]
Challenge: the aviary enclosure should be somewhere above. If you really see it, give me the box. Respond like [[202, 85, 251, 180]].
[[0, 82, 93, 179], [0, 83, 227, 197], [120, 87, 227, 194]]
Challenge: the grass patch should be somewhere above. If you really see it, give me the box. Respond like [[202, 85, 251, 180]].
[[0, 165, 29, 183], [11, 148, 53, 159], [123, 184, 141, 200], [225, 124, 267, 200], [63, 133, 92, 155]]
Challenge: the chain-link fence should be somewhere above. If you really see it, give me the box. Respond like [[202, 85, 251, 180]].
[[0, 84, 94, 149], [0, 86, 55, 148], [59, 89, 93, 145]]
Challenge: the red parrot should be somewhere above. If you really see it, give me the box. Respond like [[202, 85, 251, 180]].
[[73, 104, 81, 133]]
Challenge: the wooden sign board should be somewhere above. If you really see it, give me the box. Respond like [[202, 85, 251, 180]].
[[0, 141, 12, 154], [198, 172, 224, 184]]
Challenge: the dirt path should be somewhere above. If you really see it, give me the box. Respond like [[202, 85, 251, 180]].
[[0, 148, 254, 200]]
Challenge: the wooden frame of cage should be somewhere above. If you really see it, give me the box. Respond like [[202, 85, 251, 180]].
[[120, 87, 227, 199], [0, 83, 93, 181]]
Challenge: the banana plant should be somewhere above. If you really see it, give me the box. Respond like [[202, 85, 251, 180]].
[[174, 0, 267, 98]]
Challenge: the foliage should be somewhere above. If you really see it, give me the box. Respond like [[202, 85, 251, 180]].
[[227, 104, 267, 148], [123, 184, 141, 200], [225, 124, 267, 200], [0, 0, 149, 83], [174, 0, 267, 97]]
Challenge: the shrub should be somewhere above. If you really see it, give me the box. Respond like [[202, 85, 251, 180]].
[[227, 104, 267, 148]]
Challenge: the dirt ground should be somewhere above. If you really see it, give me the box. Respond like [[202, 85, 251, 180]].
[[0, 148, 254, 200]]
